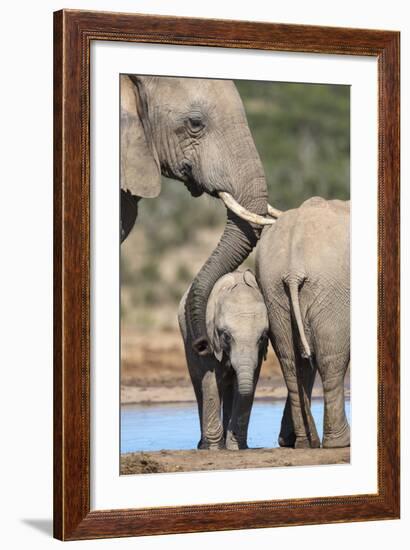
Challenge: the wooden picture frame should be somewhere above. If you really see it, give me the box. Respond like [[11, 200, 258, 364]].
[[54, 9, 400, 540]]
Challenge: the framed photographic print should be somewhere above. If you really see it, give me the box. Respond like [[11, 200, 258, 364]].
[[54, 9, 400, 540]]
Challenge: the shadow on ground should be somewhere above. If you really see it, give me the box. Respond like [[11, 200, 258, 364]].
[[21, 519, 53, 537]]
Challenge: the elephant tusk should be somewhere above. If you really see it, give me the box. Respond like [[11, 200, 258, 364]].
[[218, 192, 276, 226], [267, 204, 283, 218]]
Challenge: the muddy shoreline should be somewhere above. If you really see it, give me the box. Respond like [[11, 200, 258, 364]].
[[121, 447, 350, 475], [120, 329, 350, 473]]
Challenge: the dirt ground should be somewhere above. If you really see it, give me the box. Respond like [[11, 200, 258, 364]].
[[121, 447, 350, 475], [121, 326, 350, 404]]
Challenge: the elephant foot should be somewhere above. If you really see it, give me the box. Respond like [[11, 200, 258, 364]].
[[322, 423, 350, 448], [197, 438, 224, 450], [294, 435, 321, 449], [278, 432, 296, 448], [225, 431, 247, 450]]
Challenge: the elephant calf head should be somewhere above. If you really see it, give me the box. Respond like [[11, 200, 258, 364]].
[[206, 270, 269, 396]]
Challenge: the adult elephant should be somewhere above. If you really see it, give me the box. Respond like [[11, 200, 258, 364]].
[[120, 75, 276, 356], [256, 197, 350, 449]]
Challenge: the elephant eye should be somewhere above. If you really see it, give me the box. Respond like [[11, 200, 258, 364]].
[[186, 116, 205, 134], [219, 329, 231, 348]]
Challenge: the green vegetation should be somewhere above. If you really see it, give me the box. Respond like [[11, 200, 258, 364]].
[[236, 80, 350, 209], [121, 81, 350, 326]]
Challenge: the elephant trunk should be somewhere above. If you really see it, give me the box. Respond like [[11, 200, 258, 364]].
[[186, 180, 267, 355], [235, 368, 255, 398], [225, 366, 255, 450]]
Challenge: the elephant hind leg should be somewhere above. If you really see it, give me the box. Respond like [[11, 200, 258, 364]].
[[278, 359, 317, 448], [293, 353, 320, 449], [272, 333, 320, 448], [278, 395, 296, 447], [268, 302, 319, 448], [316, 351, 350, 448]]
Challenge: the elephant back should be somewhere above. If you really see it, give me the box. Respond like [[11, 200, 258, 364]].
[[256, 197, 350, 317]]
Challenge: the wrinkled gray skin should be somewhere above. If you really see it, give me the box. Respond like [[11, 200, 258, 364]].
[[256, 197, 350, 449], [121, 75, 268, 356], [178, 270, 269, 450]]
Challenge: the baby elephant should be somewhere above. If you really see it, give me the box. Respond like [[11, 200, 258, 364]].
[[178, 270, 269, 450]]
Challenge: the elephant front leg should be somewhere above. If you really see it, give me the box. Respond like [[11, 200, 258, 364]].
[[222, 381, 234, 439], [225, 392, 253, 450], [198, 369, 224, 450]]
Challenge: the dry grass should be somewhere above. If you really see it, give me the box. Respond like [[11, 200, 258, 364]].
[[121, 326, 283, 388], [120, 326, 350, 404]]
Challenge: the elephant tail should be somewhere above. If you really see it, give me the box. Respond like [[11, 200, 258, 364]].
[[287, 279, 312, 362]]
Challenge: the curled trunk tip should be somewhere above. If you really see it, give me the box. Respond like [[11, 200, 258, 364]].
[[193, 336, 212, 356]]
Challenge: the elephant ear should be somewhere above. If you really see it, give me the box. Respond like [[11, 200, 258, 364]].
[[212, 330, 223, 363], [206, 273, 237, 362], [242, 269, 259, 290], [120, 75, 161, 199]]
